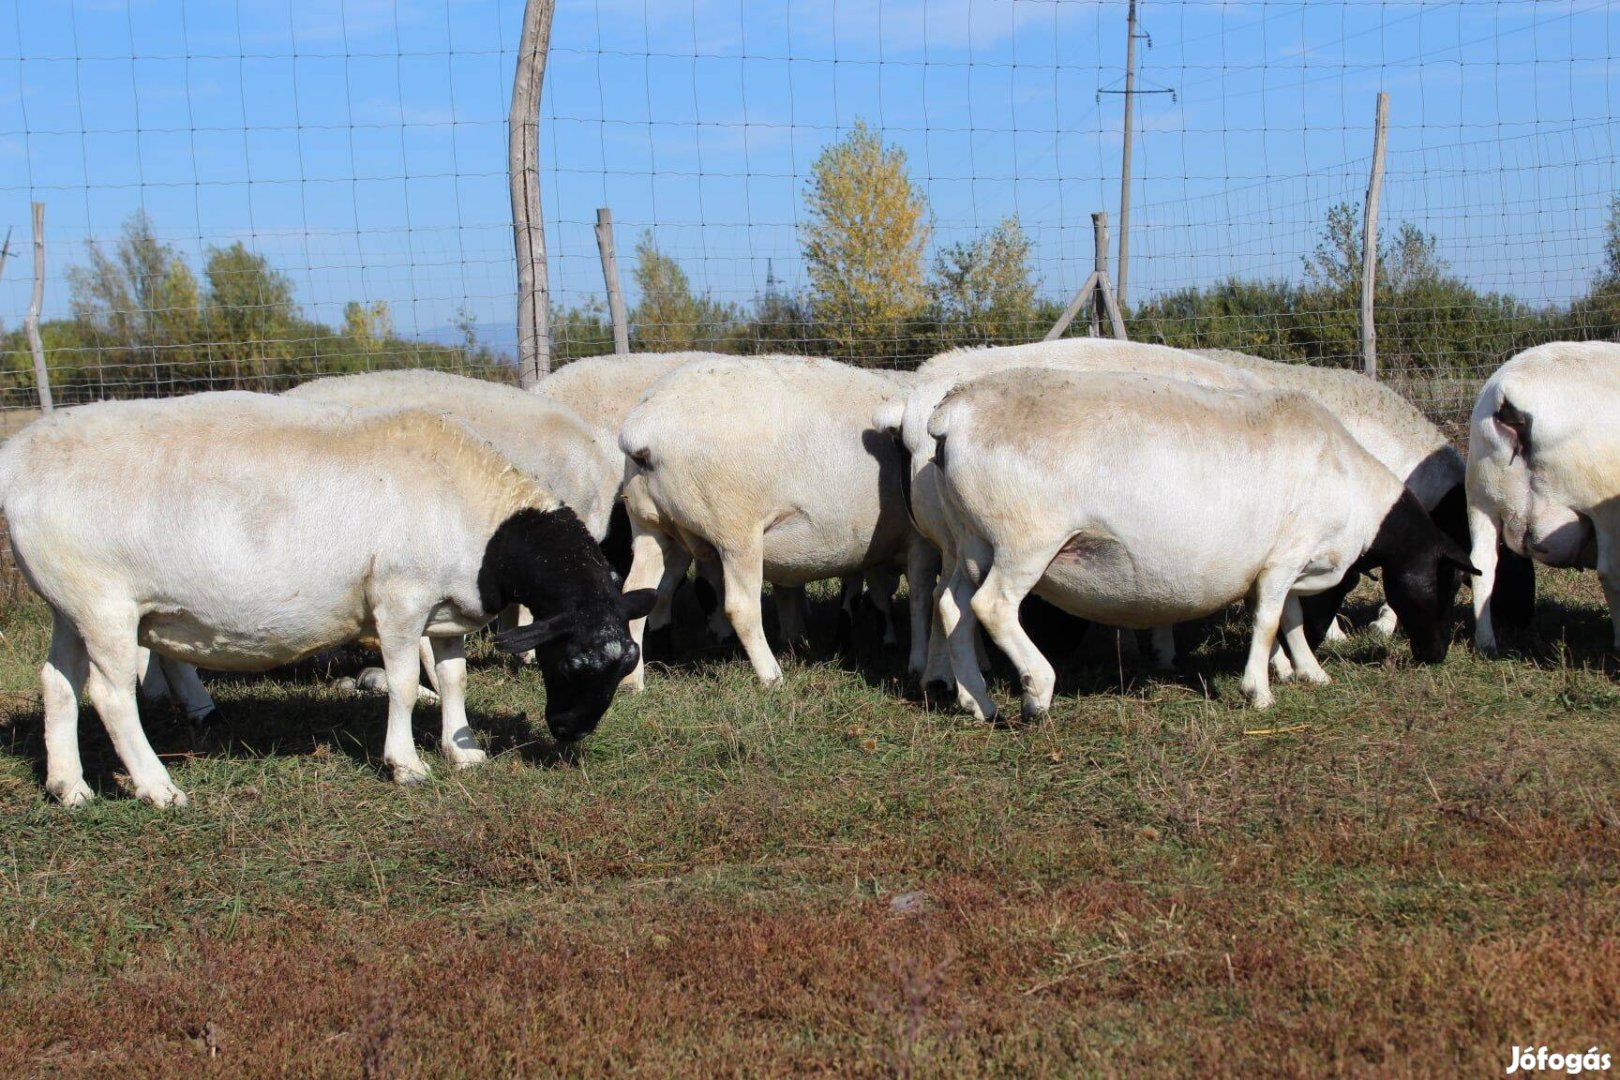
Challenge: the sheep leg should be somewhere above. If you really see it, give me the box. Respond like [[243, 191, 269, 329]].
[[834, 574, 860, 651], [430, 635, 484, 769], [81, 606, 187, 806], [942, 539, 996, 722], [1468, 500, 1503, 654], [1597, 525, 1620, 650], [41, 610, 93, 806], [621, 524, 677, 692], [721, 536, 782, 685], [417, 638, 443, 698], [866, 564, 901, 645], [137, 647, 217, 721], [969, 554, 1057, 722], [1239, 569, 1293, 710], [1280, 595, 1331, 685], [906, 540, 941, 679], [1270, 638, 1295, 682], [697, 559, 734, 643], [136, 646, 170, 702], [158, 657, 217, 721], [376, 617, 431, 785], [1148, 625, 1176, 670], [775, 584, 809, 648], [924, 574, 954, 692]]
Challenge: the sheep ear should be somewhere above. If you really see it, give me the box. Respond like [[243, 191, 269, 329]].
[[1493, 400, 1532, 464], [618, 588, 657, 621], [492, 613, 574, 655], [1437, 533, 1482, 576]]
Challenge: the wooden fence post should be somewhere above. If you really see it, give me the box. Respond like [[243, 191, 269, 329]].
[[1089, 213, 1109, 337], [1361, 92, 1389, 379], [595, 208, 630, 354], [1045, 212, 1128, 343], [509, 0, 557, 387], [25, 203, 53, 412]]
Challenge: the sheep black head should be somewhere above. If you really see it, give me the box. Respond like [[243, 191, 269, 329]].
[[479, 507, 657, 742], [1300, 489, 1478, 663]]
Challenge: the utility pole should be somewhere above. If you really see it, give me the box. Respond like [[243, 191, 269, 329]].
[[1118, 0, 1139, 311], [1099, 1, 1172, 314]]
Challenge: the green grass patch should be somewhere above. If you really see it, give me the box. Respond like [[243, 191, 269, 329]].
[[0, 573, 1615, 1076]]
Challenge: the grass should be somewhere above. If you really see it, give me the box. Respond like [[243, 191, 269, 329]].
[[0, 571, 1616, 1077]]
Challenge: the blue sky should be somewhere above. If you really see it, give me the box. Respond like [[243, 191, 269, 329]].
[[3, 0, 1616, 347]]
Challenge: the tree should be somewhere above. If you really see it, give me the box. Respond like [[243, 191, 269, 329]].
[[67, 211, 203, 384], [800, 120, 931, 363], [1604, 193, 1620, 285], [202, 242, 297, 379], [930, 216, 1039, 346], [1301, 203, 1365, 297], [343, 300, 393, 350], [630, 232, 735, 351]]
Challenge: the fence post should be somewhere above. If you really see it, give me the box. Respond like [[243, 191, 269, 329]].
[[595, 207, 630, 354], [1089, 212, 1110, 337], [1044, 211, 1128, 343], [509, 0, 557, 388], [25, 203, 53, 413], [1361, 91, 1389, 379]]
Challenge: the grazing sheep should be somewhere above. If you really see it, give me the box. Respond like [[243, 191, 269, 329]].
[[1466, 341, 1620, 652], [928, 369, 1475, 721], [0, 393, 653, 806], [618, 355, 914, 687], [1194, 348, 1518, 640], [143, 369, 626, 715], [876, 339, 1267, 687]]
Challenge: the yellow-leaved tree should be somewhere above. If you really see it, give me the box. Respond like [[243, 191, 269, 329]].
[[800, 120, 930, 364]]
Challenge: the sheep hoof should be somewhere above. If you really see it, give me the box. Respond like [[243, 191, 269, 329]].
[[187, 705, 221, 727], [50, 778, 95, 806], [448, 747, 488, 770], [356, 667, 390, 694], [137, 781, 189, 808], [1017, 700, 1050, 725], [390, 760, 432, 785]]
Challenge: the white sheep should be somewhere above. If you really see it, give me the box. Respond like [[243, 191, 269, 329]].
[[142, 368, 627, 716], [1195, 349, 1481, 640], [1466, 341, 1620, 652], [0, 393, 652, 806], [876, 338, 1268, 689], [618, 355, 915, 687], [928, 368, 1476, 721]]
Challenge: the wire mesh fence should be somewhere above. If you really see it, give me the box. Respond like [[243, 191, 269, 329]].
[[2, 0, 1616, 432]]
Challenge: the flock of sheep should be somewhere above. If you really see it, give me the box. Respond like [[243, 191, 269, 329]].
[[0, 336, 1614, 806]]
